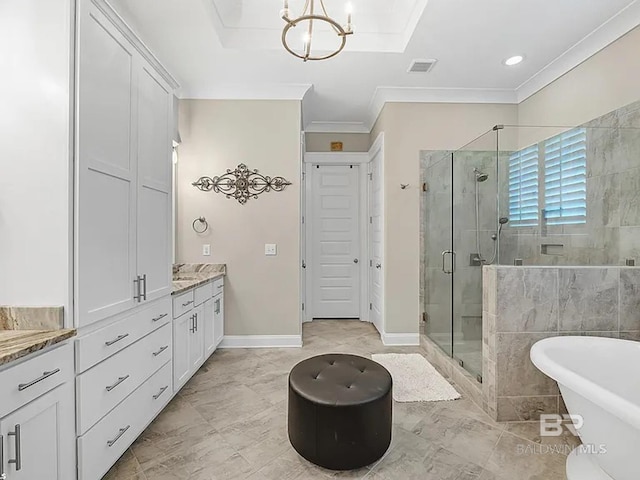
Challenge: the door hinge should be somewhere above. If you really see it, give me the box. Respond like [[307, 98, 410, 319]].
[[369, 216, 373, 224], [369, 303, 372, 310], [369, 259, 373, 267], [368, 173, 373, 180], [302, 303, 305, 311], [302, 216, 305, 224], [302, 171, 306, 180]]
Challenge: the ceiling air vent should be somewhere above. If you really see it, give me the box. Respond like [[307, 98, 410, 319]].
[[408, 59, 437, 74]]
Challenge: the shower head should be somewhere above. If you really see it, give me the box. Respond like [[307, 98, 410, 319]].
[[498, 217, 509, 225], [474, 168, 489, 182]]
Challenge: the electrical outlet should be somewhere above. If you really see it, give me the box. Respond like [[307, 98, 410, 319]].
[[202, 244, 211, 256], [265, 244, 277, 256]]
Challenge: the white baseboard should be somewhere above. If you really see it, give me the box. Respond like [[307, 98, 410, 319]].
[[381, 332, 420, 346], [218, 335, 303, 349]]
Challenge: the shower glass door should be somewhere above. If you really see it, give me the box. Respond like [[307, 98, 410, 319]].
[[422, 152, 454, 356]]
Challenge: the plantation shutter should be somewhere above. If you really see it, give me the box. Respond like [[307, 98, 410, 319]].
[[508, 145, 539, 226]]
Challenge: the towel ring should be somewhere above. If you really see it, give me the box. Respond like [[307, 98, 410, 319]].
[[192, 216, 209, 234]]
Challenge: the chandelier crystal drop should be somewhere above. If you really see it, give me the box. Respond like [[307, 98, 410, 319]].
[[281, 0, 354, 61]]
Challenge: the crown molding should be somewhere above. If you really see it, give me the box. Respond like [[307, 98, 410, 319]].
[[365, 86, 518, 130], [178, 83, 313, 101], [516, 0, 640, 103], [305, 121, 370, 134]]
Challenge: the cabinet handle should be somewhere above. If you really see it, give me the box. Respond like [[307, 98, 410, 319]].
[[18, 368, 60, 391], [105, 333, 129, 347], [141, 274, 147, 301], [8, 425, 21, 471], [215, 299, 220, 315], [189, 315, 195, 333], [182, 300, 193, 307], [133, 276, 142, 302], [1, 434, 5, 479], [107, 425, 130, 447], [153, 386, 168, 400], [106, 375, 130, 392], [194, 312, 198, 332], [152, 313, 168, 322], [153, 345, 169, 357]]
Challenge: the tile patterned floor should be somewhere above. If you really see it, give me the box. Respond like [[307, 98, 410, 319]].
[[104, 320, 577, 480]]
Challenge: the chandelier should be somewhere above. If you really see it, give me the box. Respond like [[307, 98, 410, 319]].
[[281, 0, 354, 61]]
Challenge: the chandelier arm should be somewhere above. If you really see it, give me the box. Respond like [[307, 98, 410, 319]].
[[319, 0, 342, 35]]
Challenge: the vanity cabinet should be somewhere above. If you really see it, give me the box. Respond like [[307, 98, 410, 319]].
[[173, 277, 224, 393], [0, 344, 75, 480], [75, 0, 175, 328]]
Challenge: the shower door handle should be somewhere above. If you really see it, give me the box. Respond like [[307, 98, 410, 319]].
[[441, 250, 455, 274]]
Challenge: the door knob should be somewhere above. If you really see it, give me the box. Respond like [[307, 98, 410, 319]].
[[376, 263, 381, 269], [353, 259, 359, 264]]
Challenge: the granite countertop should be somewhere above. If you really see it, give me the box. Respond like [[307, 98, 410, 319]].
[[0, 329, 76, 366], [172, 263, 226, 295]]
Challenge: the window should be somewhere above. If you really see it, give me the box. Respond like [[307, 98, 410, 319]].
[[543, 128, 587, 225], [509, 144, 539, 226], [508, 128, 587, 227]]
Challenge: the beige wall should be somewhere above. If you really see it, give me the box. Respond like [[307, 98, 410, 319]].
[[519, 26, 640, 126], [372, 103, 519, 334], [305, 132, 371, 152], [177, 99, 301, 336]]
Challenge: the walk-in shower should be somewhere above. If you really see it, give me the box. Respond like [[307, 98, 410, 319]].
[[421, 115, 640, 381]]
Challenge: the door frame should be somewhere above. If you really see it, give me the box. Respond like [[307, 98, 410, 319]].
[[303, 152, 370, 323], [367, 133, 385, 334]]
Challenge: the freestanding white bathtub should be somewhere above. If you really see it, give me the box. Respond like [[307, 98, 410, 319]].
[[531, 336, 640, 480]]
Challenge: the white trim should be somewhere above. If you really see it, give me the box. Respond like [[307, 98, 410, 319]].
[[516, 1, 640, 102], [358, 164, 370, 323], [367, 133, 385, 335], [94, 0, 179, 89], [305, 121, 370, 134], [304, 152, 370, 164], [366, 87, 518, 131], [179, 83, 313, 101], [381, 332, 420, 347], [218, 335, 302, 349]]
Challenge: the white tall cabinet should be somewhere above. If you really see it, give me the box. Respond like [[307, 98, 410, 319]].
[[75, 0, 174, 328]]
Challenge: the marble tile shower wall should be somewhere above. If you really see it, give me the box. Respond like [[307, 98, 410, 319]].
[[499, 100, 640, 266], [482, 265, 640, 422]]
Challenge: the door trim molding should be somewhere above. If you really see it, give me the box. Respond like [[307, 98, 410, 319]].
[[304, 152, 370, 164], [367, 133, 385, 331], [218, 335, 303, 348], [381, 332, 420, 346]]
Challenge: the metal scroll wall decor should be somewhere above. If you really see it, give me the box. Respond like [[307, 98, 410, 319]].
[[192, 163, 292, 205]]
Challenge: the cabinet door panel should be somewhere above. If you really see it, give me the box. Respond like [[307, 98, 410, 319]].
[[214, 293, 224, 347], [0, 383, 75, 480], [190, 305, 205, 370], [204, 298, 215, 358], [173, 312, 191, 392], [76, 2, 137, 326], [136, 64, 172, 302]]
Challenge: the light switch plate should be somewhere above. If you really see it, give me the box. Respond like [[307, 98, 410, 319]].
[[203, 244, 211, 256], [265, 244, 277, 256]]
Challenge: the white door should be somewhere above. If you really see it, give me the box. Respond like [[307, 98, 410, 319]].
[[369, 150, 384, 333], [310, 165, 360, 318], [136, 63, 173, 303], [0, 383, 75, 480], [213, 293, 224, 347], [76, 3, 137, 327], [190, 304, 205, 370]]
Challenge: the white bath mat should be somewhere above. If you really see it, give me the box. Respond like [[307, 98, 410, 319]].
[[371, 353, 461, 402]]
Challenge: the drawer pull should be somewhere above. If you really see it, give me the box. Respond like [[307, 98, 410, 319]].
[[18, 369, 60, 391], [105, 333, 129, 346], [182, 300, 194, 307], [153, 386, 168, 400], [107, 425, 130, 447], [153, 345, 169, 357], [106, 375, 130, 392], [217, 285, 223, 290], [152, 313, 168, 322], [7, 424, 21, 471]]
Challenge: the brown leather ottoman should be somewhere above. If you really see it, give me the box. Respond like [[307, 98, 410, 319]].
[[287, 353, 393, 470]]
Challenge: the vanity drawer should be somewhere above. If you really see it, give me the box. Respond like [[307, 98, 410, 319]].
[[75, 297, 171, 373], [173, 290, 195, 318], [76, 323, 171, 435], [0, 343, 73, 417], [78, 361, 172, 480], [213, 276, 224, 293], [194, 281, 214, 306]]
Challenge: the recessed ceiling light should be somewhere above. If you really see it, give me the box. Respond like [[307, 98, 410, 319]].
[[504, 55, 524, 66]]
